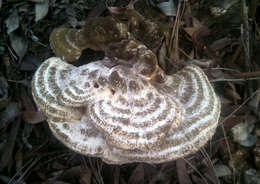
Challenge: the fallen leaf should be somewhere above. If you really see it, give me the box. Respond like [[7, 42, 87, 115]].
[[204, 165, 219, 184], [35, 0, 49, 22], [183, 17, 204, 37], [191, 26, 210, 48], [0, 117, 21, 171], [9, 32, 28, 61], [157, 0, 176, 16], [213, 164, 232, 177], [5, 8, 19, 34], [21, 87, 46, 123], [0, 102, 20, 129], [210, 37, 233, 51], [65, 5, 78, 28], [244, 169, 260, 184], [231, 122, 257, 147], [20, 55, 41, 71]]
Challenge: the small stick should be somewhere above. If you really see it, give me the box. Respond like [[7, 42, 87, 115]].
[[241, 0, 253, 96]]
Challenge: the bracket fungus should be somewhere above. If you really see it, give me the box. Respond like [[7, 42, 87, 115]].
[[32, 5, 220, 164], [49, 6, 167, 62], [32, 39, 220, 164], [49, 17, 130, 62]]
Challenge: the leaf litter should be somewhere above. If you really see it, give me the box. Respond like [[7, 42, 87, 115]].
[[0, 0, 260, 183]]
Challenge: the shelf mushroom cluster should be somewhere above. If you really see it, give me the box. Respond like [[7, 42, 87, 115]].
[[32, 40, 221, 164]]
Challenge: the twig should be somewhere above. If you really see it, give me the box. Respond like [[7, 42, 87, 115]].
[[232, 71, 260, 78], [200, 148, 220, 184], [12, 158, 40, 184], [218, 89, 259, 184], [241, 0, 251, 72], [211, 67, 242, 72], [168, 1, 185, 62], [241, 0, 253, 96], [183, 158, 208, 184], [211, 77, 260, 82], [7, 158, 34, 184]]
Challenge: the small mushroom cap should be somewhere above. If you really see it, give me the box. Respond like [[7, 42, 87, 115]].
[[32, 56, 220, 164]]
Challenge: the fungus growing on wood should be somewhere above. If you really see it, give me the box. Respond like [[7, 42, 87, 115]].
[[49, 17, 129, 62], [32, 42, 220, 164], [49, 5, 167, 62]]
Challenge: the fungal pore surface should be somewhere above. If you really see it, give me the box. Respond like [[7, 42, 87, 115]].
[[32, 41, 221, 164]]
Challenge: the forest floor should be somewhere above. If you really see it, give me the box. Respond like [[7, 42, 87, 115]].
[[0, 0, 260, 184]]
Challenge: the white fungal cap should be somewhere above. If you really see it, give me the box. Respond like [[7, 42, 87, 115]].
[[110, 65, 221, 163], [32, 57, 220, 164], [31, 57, 83, 122]]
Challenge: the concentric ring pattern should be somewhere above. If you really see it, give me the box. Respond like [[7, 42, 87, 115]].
[[32, 55, 220, 164]]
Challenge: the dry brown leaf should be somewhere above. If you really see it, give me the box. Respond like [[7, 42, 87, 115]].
[[191, 26, 210, 48], [183, 17, 204, 37], [183, 27, 197, 38]]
